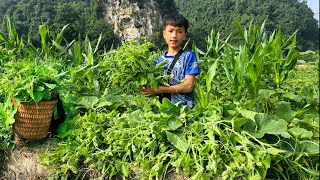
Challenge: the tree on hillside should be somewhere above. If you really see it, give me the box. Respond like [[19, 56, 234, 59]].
[[0, 0, 119, 50], [174, 0, 319, 51], [2, 0, 56, 46]]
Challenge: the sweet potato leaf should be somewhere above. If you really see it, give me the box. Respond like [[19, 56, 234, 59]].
[[288, 127, 313, 139], [275, 101, 296, 121], [255, 113, 290, 138], [166, 131, 189, 152]]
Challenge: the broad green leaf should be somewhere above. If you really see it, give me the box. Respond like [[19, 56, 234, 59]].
[[258, 153, 270, 178], [138, 77, 148, 86], [4, 116, 15, 127], [282, 92, 303, 102], [73, 40, 82, 65], [223, 57, 233, 84], [43, 91, 51, 100], [288, 127, 313, 139], [275, 101, 296, 121], [267, 147, 286, 155], [34, 91, 44, 102], [168, 118, 183, 131], [35, 86, 45, 92], [243, 119, 259, 136], [56, 119, 74, 138], [84, 36, 93, 66], [127, 110, 141, 127], [121, 164, 129, 177], [52, 40, 64, 51], [258, 89, 276, 99], [166, 131, 189, 152], [160, 98, 181, 116], [232, 117, 249, 131], [238, 108, 257, 121], [206, 59, 218, 92], [259, 20, 267, 42], [255, 114, 290, 138], [96, 101, 113, 109], [248, 62, 257, 84], [43, 82, 56, 90], [3, 100, 17, 127], [0, 33, 7, 42], [298, 140, 319, 155], [78, 96, 99, 109]]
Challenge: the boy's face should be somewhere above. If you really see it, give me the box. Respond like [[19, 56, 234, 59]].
[[163, 25, 187, 50]]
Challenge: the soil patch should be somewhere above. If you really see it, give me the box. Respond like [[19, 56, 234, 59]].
[[0, 147, 53, 180]]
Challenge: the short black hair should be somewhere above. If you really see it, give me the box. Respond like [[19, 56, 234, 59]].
[[163, 14, 189, 32]]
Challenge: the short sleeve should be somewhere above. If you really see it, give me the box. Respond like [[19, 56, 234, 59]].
[[185, 51, 200, 76], [155, 56, 164, 65]]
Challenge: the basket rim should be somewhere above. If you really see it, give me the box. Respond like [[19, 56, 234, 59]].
[[12, 98, 58, 106]]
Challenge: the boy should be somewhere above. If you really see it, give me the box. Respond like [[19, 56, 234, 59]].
[[141, 14, 200, 109]]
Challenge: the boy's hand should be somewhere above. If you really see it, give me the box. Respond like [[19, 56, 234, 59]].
[[140, 85, 157, 96]]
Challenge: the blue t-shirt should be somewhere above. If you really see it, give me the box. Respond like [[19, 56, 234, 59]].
[[155, 50, 200, 109]]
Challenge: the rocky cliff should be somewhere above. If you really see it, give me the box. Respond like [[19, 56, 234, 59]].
[[103, 0, 162, 41]]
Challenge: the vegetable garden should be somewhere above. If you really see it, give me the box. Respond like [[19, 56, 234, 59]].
[[0, 18, 319, 179]]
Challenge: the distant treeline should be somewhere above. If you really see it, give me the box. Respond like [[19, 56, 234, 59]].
[[175, 0, 319, 51], [0, 0, 119, 50], [0, 0, 319, 51]]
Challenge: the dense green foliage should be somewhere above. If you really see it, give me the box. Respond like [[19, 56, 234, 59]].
[[0, 0, 119, 49], [1, 17, 319, 179], [1, 0, 318, 52], [175, 0, 319, 51], [106, 41, 170, 92]]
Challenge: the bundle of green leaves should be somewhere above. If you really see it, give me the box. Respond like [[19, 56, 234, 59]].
[[0, 100, 16, 149], [1, 57, 66, 103], [106, 40, 170, 93]]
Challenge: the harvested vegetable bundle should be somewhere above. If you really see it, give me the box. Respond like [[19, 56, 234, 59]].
[[107, 40, 170, 93]]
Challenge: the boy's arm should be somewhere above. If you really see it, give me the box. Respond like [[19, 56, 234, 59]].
[[141, 75, 195, 96]]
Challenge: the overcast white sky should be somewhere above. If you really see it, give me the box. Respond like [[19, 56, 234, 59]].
[[306, 0, 319, 21]]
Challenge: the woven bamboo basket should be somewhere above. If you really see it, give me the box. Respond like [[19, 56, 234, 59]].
[[12, 99, 57, 146]]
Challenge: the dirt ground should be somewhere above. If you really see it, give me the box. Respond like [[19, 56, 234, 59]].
[[0, 150, 5, 179], [0, 147, 53, 180]]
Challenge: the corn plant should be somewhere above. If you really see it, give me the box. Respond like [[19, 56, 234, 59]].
[[194, 59, 218, 109], [221, 19, 269, 100], [0, 16, 23, 50], [81, 34, 102, 66], [193, 30, 231, 108], [39, 24, 75, 61], [70, 35, 83, 66], [223, 43, 271, 100], [194, 30, 231, 80], [263, 30, 303, 89], [235, 19, 268, 53], [221, 19, 305, 101], [0, 17, 36, 61]]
